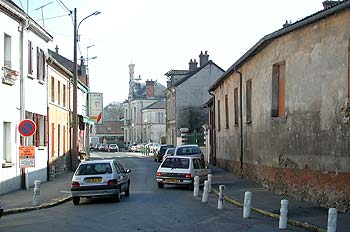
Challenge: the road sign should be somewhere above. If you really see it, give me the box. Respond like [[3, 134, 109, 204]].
[[18, 119, 36, 137], [19, 146, 35, 168]]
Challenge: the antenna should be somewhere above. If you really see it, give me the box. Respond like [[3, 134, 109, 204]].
[[35, 1, 53, 28]]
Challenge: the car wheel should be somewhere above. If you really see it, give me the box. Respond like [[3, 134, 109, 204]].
[[154, 159, 157, 162], [114, 189, 121, 202], [157, 182, 164, 188], [73, 196, 80, 205], [125, 182, 130, 197]]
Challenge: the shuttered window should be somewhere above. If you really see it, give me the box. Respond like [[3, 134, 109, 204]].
[[272, 62, 286, 117], [246, 80, 252, 123], [225, 94, 229, 129], [217, 100, 221, 131], [234, 88, 238, 126]]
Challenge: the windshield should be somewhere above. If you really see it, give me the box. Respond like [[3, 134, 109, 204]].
[[176, 146, 201, 155], [161, 158, 189, 169], [76, 163, 112, 175]]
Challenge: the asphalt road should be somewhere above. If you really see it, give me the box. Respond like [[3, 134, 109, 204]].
[[0, 151, 305, 232]]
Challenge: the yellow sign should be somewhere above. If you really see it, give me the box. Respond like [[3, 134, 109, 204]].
[[19, 146, 35, 168]]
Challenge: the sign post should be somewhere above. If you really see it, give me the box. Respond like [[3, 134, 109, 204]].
[[18, 119, 36, 190]]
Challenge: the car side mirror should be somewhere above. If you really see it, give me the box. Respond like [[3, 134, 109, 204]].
[[125, 169, 131, 173]]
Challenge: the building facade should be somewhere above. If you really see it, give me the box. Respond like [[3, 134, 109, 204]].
[[123, 63, 166, 145], [165, 51, 224, 146], [47, 51, 71, 177], [209, 1, 350, 211], [0, 0, 52, 194]]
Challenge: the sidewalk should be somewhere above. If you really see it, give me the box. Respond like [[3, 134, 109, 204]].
[[208, 164, 350, 232], [0, 172, 73, 216]]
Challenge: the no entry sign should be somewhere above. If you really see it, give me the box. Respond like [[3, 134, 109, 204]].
[[18, 119, 36, 137]]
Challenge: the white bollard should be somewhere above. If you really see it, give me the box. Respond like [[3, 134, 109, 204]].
[[207, 174, 212, 193], [193, 176, 200, 197], [327, 208, 337, 232], [217, 185, 225, 209], [202, 180, 209, 203], [243, 191, 252, 219], [32, 180, 41, 206], [279, 199, 288, 229]]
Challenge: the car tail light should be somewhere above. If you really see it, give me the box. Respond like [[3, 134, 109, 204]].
[[156, 172, 163, 176], [107, 179, 118, 186], [184, 173, 191, 178], [71, 181, 80, 187]]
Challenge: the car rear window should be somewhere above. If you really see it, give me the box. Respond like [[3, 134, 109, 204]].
[[166, 148, 175, 155], [176, 146, 201, 155], [76, 163, 112, 175], [161, 158, 189, 169]]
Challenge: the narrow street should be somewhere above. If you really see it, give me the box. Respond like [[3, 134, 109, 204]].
[[0, 151, 305, 232]]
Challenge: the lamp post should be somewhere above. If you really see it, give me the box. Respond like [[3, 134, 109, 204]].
[[72, 8, 101, 170]]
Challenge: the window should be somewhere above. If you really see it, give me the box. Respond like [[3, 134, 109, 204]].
[[217, 99, 221, 131], [63, 84, 66, 107], [28, 40, 33, 75], [37, 47, 46, 81], [51, 77, 55, 103], [234, 88, 238, 126], [57, 80, 61, 105], [26, 112, 47, 147], [225, 94, 229, 129], [246, 80, 252, 123], [272, 62, 286, 117], [3, 122, 12, 163], [4, 34, 11, 68]]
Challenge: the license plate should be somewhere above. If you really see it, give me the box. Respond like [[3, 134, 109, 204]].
[[86, 178, 102, 183], [165, 178, 178, 183]]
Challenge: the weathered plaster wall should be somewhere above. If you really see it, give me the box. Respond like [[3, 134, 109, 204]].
[[214, 10, 350, 211]]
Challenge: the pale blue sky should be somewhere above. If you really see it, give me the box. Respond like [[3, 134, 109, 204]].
[[14, 0, 324, 106]]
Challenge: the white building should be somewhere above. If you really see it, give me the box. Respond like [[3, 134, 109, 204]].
[[0, 0, 52, 194], [123, 63, 166, 145]]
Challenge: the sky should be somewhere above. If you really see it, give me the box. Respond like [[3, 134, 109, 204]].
[[13, 0, 325, 106]]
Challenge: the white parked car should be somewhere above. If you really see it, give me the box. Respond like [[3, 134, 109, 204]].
[[156, 156, 210, 189], [71, 159, 131, 205]]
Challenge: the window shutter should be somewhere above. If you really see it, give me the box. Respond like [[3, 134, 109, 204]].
[[271, 65, 279, 117], [43, 52, 46, 81], [37, 47, 40, 79], [44, 115, 48, 146], [34, 114, 40, 147]]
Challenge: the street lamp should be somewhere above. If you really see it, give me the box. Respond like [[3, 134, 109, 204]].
[[72, 8, 101, 170]]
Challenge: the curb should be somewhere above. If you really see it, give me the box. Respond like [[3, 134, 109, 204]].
[[212, 189, 326, 232], [3, 195, 72, 216]]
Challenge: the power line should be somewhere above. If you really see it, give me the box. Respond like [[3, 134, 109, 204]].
[[35, 14, 70, 21]]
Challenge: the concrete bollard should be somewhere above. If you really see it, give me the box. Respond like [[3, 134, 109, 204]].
[[279, 199, 288, 229], [243, 191, 252, 219], [207, 174, 212, 193], [327, 208, 337, 232], [202, 180, 209, 203], [193, 176, 200, 197], [217, 185, 225, 209], [32, 180, 41, 206]]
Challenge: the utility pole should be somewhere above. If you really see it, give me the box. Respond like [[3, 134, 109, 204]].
[[72, 8, 79, 170]]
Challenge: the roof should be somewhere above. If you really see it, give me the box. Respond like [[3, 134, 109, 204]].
[[1, 0, 53, 42], [48, 50, 74, 73], [95, 121, 124, 135], [164, 70, 190, 77], [142, 98, 166, 110], [209, 0, 350, 91], [174, 60, 225, 87]]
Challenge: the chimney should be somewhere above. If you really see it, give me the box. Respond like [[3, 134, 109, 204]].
[[189, 59, 198, 71], [199, 50, 209, 66], [55, 45, 59, 53], [146, 80, 155, 98], [283, 20, 291, 28], [322, 1, 338, 9]]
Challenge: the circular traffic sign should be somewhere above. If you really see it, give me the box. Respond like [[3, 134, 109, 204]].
[[18, 119, 36, 137]]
